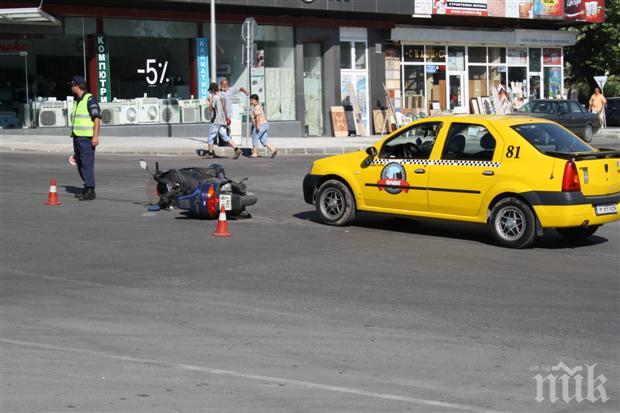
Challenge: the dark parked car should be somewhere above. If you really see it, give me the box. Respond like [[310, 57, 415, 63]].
[[516, 99, 600, 142], [605, 97, 620, 126]]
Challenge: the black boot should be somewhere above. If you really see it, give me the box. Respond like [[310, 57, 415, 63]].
[[78, 187, 96, 201], [75, 187, 86, 198]]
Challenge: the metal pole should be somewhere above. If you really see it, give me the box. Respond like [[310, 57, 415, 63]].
[[82, 17, 87, 81], [210, 0, 216, 84], [246, 25, 251, 148]]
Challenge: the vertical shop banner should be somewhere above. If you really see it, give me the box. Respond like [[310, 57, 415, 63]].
[[95, 34, 111, 103], [196, 37, 209, 100]]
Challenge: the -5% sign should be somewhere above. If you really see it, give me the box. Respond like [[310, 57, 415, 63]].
[[137, 59, 170, 86]]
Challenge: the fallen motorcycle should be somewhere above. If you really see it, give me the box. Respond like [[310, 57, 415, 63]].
[[139, 160, 257, 219]]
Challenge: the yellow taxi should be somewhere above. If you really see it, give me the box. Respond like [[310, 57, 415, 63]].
[[303, 115, 620, 248]]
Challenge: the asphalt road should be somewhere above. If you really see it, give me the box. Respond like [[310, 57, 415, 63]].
[[1, 152, 618, 413]]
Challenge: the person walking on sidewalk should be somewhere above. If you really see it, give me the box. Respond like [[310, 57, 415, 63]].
[[220, 78, 249, 135], [205, 82, 241, 159], [250, 94, 277, 158], [69, 75, 101, 201], [589, 87, 607, 129]]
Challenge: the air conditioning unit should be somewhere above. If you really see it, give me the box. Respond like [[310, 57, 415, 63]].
[[179, 99, 201, 123], [38, 101, 67, 127], [137, 97, 160, 124], [160, 99, 180, 124], [200, 101, 213, 123], [119, 100, 139, 125], [99, 102, 121, 126]]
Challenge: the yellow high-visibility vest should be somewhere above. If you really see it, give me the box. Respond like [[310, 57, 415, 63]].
[[71, 93, 95, 137]]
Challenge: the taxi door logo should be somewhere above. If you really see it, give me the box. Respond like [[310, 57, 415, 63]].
[[377, 163, 409, 194]]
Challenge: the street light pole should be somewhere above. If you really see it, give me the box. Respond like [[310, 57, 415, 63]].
[[210, 0, 216, 84]]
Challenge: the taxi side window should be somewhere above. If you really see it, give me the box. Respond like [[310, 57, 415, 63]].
[[380, 122, 442, 159], [441, 123, 496, 161]]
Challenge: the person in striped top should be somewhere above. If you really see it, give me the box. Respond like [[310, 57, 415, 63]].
[[250, 94, 277, 158]]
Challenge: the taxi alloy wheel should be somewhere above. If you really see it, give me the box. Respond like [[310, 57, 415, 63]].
[[316, 179, 356, 226], [489, 197, 536, 249]]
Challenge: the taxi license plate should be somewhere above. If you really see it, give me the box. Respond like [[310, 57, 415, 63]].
[[219, 194, 232, 211], [594, 204, 617, 216]]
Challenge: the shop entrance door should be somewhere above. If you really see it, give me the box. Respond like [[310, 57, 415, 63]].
[[303, 43, 323, 136], [448, 73, 466, 113]]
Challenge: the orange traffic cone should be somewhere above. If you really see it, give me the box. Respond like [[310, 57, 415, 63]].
[[44, 178, 62, 206], [212, 205, 231, 237]]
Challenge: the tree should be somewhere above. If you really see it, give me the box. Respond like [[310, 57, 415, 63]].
[[564, 0, 620, 93]]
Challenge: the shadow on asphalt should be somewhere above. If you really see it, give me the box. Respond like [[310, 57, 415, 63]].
[[61, 185, 83, 195], [293, 210, 609, 250]]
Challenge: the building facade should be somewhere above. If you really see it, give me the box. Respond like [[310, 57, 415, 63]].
[[0, 0, 606, 136]]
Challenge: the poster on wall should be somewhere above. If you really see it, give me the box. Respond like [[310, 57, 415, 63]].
[[543, 48, 562, 65], [564, 0, 605, 22], [95, 34, 111, 103], [432, 0, 488, 16], [196, 38, 209, 100]]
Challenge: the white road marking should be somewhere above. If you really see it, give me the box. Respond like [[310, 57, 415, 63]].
[[1, 338, 505, 413]]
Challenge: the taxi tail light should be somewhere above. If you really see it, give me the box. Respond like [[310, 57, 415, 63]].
[[561, 160, 581, 192], [207, 184, 218, 216]]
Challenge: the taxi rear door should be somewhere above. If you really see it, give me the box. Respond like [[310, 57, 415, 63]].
[[427, 121, 503, 217]]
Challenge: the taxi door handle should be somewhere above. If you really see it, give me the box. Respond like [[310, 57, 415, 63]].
[[482, 170, 494, 176], [414, 168, 426, 174]]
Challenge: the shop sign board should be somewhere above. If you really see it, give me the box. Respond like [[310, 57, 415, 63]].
[[196, 37, 209, 100], [414, 0, 604, 22], [95, 34, 111, 103]]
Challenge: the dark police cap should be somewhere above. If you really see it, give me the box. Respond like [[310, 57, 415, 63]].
[[68, 75, 86, 87]]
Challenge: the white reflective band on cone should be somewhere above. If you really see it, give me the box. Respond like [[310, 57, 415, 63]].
[[49, 186, 57, 193]]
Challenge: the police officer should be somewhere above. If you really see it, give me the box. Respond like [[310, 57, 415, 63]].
[[68, 76, 101, 201]]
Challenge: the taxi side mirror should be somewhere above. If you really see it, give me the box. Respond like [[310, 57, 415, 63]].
[[366, 146, 378, 157]]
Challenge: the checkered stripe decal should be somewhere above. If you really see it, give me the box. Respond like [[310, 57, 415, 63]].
[[433, 160, 501, 167], [371, 159, 500, 167]]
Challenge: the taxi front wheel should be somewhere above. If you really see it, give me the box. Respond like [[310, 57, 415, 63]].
[[316, 179, 356, 226], [489, 197, 537, 249]]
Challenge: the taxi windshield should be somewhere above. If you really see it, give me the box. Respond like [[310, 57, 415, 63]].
[[518, 101, 558, 114], [512, 123, 593, 154]]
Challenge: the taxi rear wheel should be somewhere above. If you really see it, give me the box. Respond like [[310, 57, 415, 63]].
[[557, 226, 599, 240], [316, 179, 356, 226], [489, 197, 536, 249]]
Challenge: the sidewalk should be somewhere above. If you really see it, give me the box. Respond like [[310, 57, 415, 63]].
[[0, 133, 379, 157], [1, 127, 618, 157]]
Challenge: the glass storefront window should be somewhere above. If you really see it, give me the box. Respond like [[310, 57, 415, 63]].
[[543, 48, 562, 65], [507, 48, 527, 65], [468, 66, 488, 98], [255, 25, 295, 120], [490, 66, 506, 90], [426, 46, 446, 63], [340, 42, 352, 69], [488, 47, 506, 64], [468, 47, 486, 64], [105, 19, 197, 38], [403, 65, 425, 109], [426, 65, 446, 111], [448, 47, 465, 71], [529, 48, 541, 72], [529, 75, 541, 99], [403, 45, 424, 62], [544, 67, 562, 98], [355, 42, 366, 69], [108, 36, 190, 99], [508, 67, 527, 108]]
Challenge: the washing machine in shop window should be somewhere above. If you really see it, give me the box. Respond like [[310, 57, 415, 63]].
[[137, 97, 160, 124], [119, 100, 139, 125]]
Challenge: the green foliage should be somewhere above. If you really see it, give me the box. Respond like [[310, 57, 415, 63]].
[[565, 1, 620, 92]]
